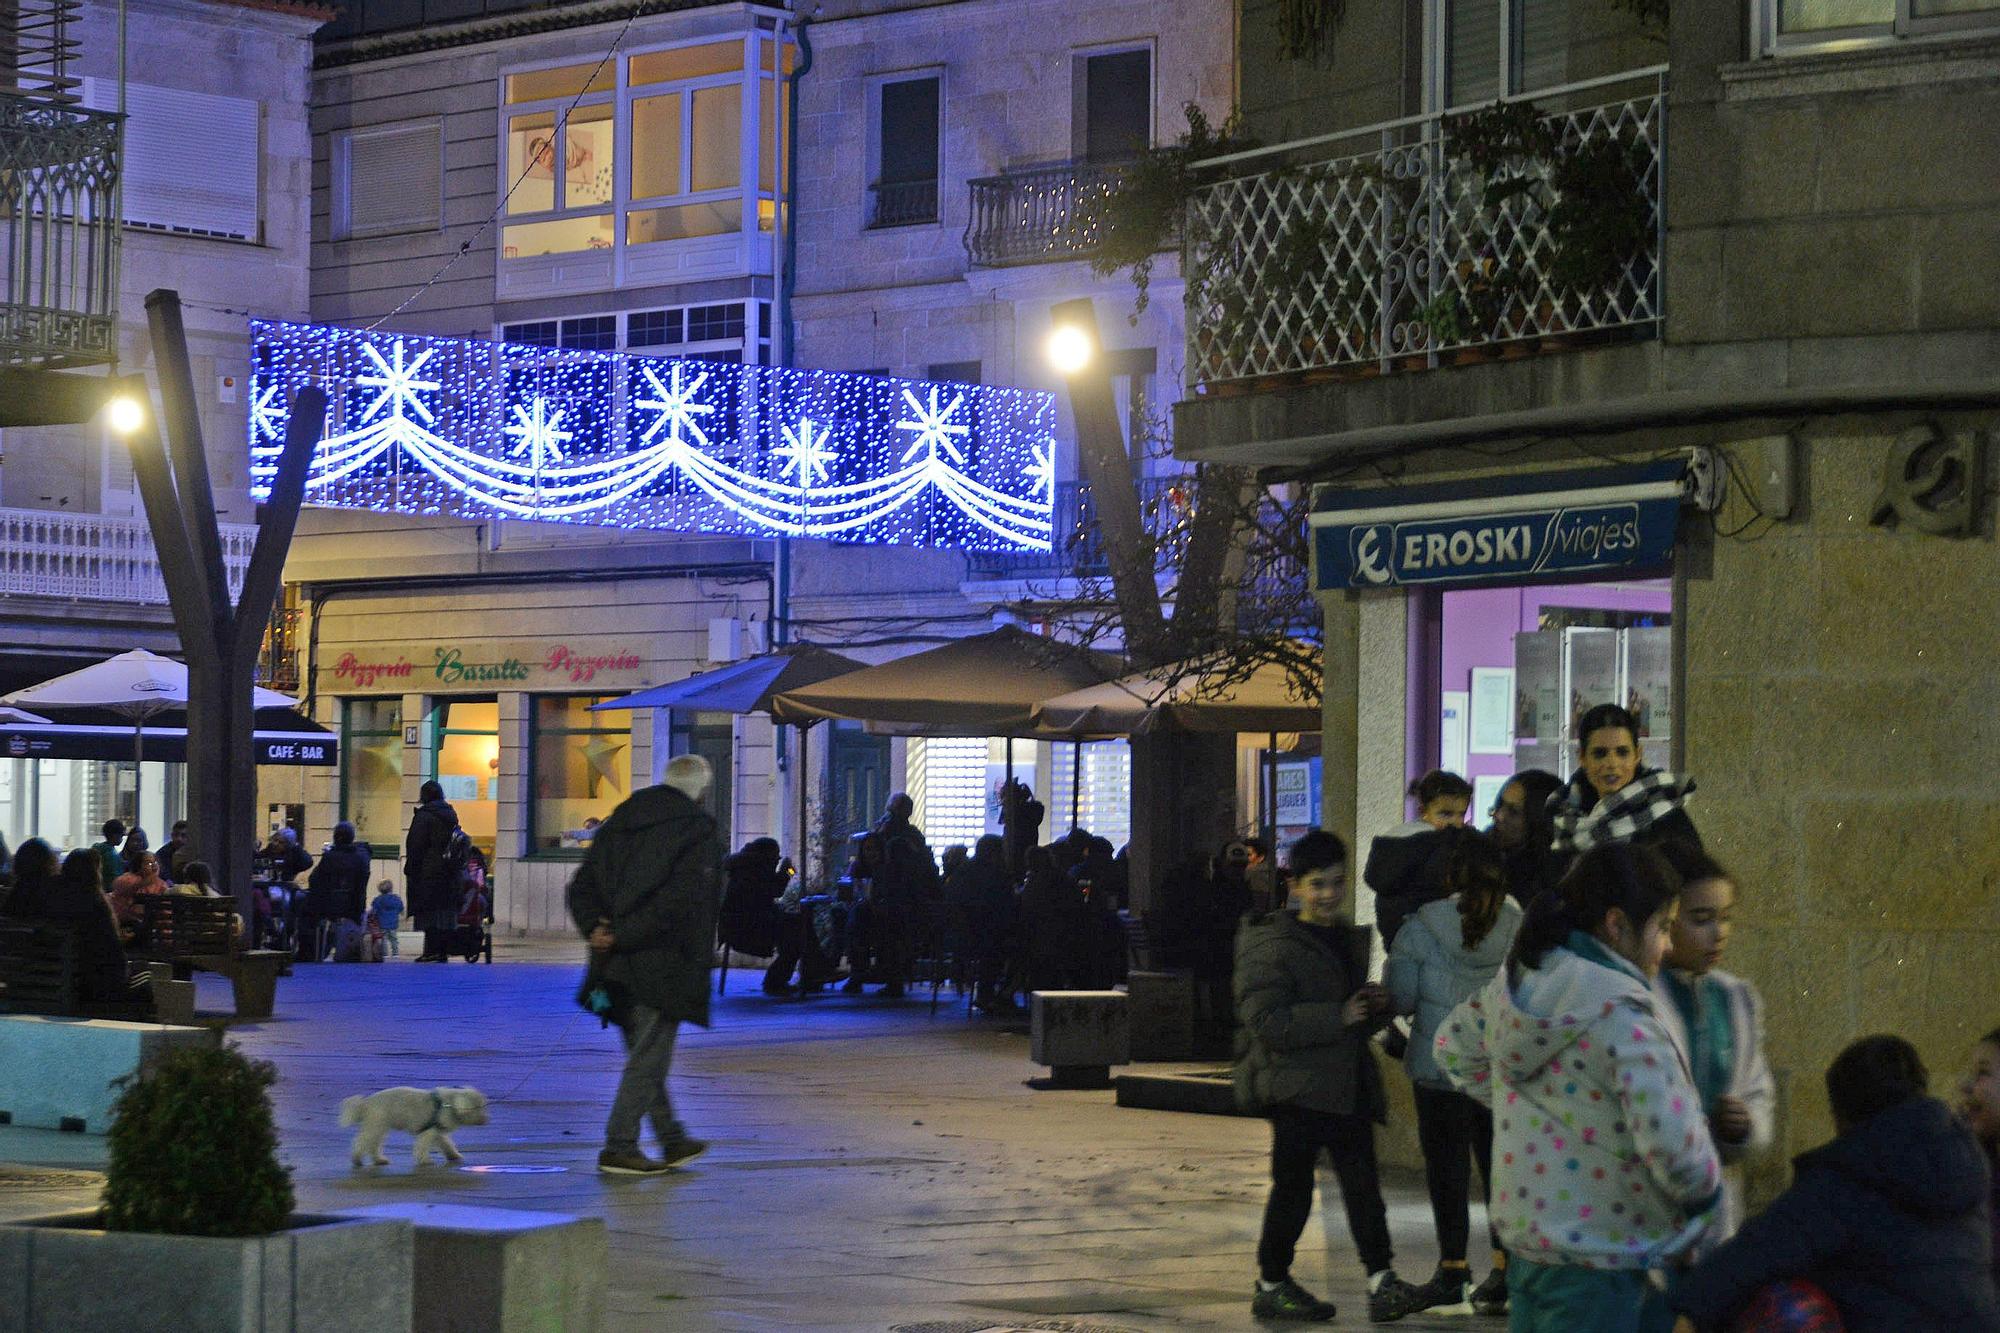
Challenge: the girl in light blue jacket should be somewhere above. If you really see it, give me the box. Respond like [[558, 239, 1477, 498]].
[[1387, 833, 1523, 1317]]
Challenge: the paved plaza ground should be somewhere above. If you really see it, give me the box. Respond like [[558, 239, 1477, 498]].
[[1, 942, 1500, 1331]]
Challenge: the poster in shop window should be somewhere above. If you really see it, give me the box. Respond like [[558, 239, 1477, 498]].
[[1623, 626, 1673, 742]]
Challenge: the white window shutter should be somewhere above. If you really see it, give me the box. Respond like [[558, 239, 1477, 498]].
[[83, 78, 261, 239], [343, 123, 443, 237]]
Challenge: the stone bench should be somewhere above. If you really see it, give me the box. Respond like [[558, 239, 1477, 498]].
[[0, 1014, 219, 1132], [1029, 990, 1130, 1088], [345, 1202, 606, 1332]]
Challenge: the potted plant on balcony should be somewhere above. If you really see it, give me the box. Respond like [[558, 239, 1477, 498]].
[[0, 1044, 414, 1331]]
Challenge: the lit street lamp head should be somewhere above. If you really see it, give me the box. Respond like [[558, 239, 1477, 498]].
[[1045, 323, 1094, 376], [104, 394, 146, 436]]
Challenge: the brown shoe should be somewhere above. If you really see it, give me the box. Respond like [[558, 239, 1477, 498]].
[[597, 1148, 670, 1175], [659, 1136, 708, 1168]]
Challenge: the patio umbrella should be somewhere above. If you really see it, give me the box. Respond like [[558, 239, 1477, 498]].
[[591, 643, 867, 871], [768, 625, 1118, 735], [1030, 651, 1322, 736], [0, 706, 50, 725], [2, 649, 298, 800]]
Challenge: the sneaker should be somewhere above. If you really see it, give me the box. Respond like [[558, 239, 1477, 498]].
[[1250, 1277, 1337, 1322], [596, 1148, 670, 1175], [659, 1136, 709, 1168], [840, 976, 866, 994], [1367, 1271, 1427, 1323], [1408, 1266, 1475, 1315], [1470, 1269, 1509, 1316]]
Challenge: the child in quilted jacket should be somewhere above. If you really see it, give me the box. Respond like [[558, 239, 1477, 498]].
[[1436, 842, 1721, 1333]]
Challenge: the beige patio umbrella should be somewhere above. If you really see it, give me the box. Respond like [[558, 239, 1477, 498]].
[[1030, 651, 1322, 736]]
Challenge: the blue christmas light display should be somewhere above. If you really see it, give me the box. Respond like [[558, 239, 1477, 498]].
[[247, 320, 1056, 551]]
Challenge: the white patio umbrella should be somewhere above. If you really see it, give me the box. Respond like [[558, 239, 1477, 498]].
[[0, 706, 50, 725], [1, 649, 297, 798]]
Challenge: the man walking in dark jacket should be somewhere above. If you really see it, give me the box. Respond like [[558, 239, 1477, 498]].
[[568, 754, 725, 1175], [1671, 1034, 2000, 1332], [1235, 829, 1426, 1323]]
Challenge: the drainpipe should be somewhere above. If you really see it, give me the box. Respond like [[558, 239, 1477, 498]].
[[773, 11, 813, 860]]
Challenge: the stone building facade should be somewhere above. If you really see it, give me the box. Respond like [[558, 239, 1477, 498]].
[[1178, 0, 2000, 1163]]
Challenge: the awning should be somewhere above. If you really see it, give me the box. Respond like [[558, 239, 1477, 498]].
[[0, 708, 338, 766], [1032, 651, 1322, 736], [1310, 451, 1719, 592], [590, 644, 865, 718], [769, 625, 1119, 736]]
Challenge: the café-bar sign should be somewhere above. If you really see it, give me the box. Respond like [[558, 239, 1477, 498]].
[[322, 641, 649, 693], [1310, 456, 1708, 592]]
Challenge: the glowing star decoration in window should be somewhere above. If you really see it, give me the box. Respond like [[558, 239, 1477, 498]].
[[503, 396, 574, 466], [776, 417, 833, 486], [895, 385, 969, 466], [245, 319, 1054, 551]]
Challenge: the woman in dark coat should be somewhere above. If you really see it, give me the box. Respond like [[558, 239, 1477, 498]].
[[404, 779, 462, 962], [303, 820, 372, 961], [1487, 767, 1563, 906], [0, 837, 60, 917]]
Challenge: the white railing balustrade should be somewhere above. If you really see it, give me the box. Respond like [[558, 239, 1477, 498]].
[[1183, 69, 1666, 388], [0, 506, 256, 605]]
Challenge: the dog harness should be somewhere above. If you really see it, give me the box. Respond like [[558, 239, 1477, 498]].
[[419, 1092, 446, 1133]]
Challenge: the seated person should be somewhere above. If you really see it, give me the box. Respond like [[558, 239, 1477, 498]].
[[107, 849, 167, 935], [43, 849, 152, 1004], [1671, 1034, 2000, 1332]]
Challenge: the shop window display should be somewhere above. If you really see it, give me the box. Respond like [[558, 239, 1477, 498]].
[[341, 698, 404, 851], [532, 695, 630, 853], [432, 699, 499, 853]]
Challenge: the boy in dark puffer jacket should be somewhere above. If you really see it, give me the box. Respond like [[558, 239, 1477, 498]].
[[1234, 829, 1427, 1324], [1672, 1034, 2000, 1332]]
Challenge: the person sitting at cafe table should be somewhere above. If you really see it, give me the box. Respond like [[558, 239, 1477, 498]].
[[108, 849, 168, 934]]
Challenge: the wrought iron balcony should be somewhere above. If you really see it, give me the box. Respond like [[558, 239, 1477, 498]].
[[1182, 68, 1665, 389], [0, 506, 255, 605], [0, 91, 121, 368], [867, 178, 939, 228], [964, 159, 1126, 268]]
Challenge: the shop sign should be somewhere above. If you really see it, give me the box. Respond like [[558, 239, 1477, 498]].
[[324, 641, 648, 693], [1311, 458, 1694, 592]]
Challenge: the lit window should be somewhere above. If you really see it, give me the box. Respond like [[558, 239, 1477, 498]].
[[340, 698, 404, 851], [431, 699, 499, 855], [531, 696, 630, 853]]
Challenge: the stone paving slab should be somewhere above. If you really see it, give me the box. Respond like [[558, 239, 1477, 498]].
[[2, 949, 1502, 1331]]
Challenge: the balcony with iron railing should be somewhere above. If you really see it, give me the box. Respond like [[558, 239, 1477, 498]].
[[1182, 68, 1665, 391], [0, 0, 122, 369], [964, 159, 1127, 268], [867, 178, 939, 229], [0, 507, 256, 606]]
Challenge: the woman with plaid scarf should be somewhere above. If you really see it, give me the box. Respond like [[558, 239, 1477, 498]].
[[1543, 703, 1701, 892]]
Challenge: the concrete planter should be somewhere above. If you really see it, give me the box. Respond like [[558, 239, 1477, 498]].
[[0, 1210, 412, 1333]]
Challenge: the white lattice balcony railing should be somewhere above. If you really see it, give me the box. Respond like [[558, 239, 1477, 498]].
[[1183, 68, 1666, 389], [0, 506, 256, 605]]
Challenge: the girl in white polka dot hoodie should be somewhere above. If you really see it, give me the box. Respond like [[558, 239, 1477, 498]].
[[1436, 843, 1721, 1332]]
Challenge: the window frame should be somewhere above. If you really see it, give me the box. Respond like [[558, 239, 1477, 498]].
[[338, 697, 405, 858], [1753, 0, 2000, 54], [334, 118, 446, 241], [524, 693, 632, 859], [1070, 41, 1157, 164], [496, 297, 774, 364], [427, 696, 500, 855], [496, 28, 790, 268], [863, 67, 945, 229], [1425, 0, 1578, 111]]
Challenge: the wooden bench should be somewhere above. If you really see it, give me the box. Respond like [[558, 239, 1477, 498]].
[[0, 920, 192, 1024], [132, 896, 287, 1020]]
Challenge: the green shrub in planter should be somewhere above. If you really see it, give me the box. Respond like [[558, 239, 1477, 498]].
[[102, 1044, 295, 1237]]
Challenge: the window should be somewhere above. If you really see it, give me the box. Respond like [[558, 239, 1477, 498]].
[[869, 74, 940, 227], [430, 699, 499, 854], [501, 300, 770, 363], [82, 79, 260, 240], [1436, 0, 1570, 107], [1073, 48, 1152, 163], [498, 32, 792, 266], [1759, 0, 2000, 49], [530, 695, 630, 853], [340, 698, 404, 852], [1104, 347, 1159, 460], [668, 710, 733, 846], [337, 122, 442, 238], [925, 360, 981, 385]]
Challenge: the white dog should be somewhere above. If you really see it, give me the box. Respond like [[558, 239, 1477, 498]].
[[340, 1086, 490, 1168]]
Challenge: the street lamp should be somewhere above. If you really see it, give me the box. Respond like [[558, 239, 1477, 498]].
[[1045, 322, 1095, 377], [104, 393, 146, 436]]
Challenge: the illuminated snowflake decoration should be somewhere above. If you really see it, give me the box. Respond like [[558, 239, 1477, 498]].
[[895, 386, 969, 466], [503, 396, 574, 466], [634, 362, 714, 450], [250, 384, 287, 444], [1028, 442, 1056, 503], [355, 339, 439, 426], [775, 417, 834, 486]]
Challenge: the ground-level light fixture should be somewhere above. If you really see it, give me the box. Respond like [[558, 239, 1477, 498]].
[[104, 393, 146, 436], [1045, 322, 1095, 377]]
